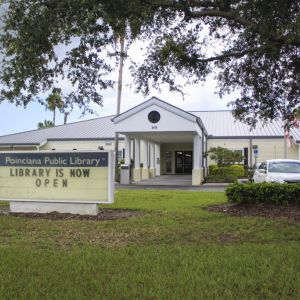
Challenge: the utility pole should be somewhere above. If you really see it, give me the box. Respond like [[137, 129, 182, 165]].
[[114, 35, 125, 181]]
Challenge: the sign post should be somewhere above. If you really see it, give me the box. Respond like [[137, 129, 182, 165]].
[[0, 151, 114, 215]]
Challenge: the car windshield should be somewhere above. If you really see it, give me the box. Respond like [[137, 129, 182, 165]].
[[268, 162, 300, 173]]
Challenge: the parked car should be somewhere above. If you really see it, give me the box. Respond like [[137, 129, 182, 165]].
[[253, 159, 300, 183]]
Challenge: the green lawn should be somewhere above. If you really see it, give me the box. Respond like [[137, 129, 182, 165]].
[[0, 190, 299, 299]]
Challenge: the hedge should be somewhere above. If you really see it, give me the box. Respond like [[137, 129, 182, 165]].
[[225, 165, 244, 177], [209, 164, 219, 175], [209, 164, 245, 177], [225, 182, 300, 204]]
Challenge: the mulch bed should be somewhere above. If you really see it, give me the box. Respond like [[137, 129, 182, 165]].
[[206, 203, 300, 222], [0, 206, 143, 221]]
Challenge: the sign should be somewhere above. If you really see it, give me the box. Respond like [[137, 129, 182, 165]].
[[253, 145, 259, 158], [0, 151, 114, 203]]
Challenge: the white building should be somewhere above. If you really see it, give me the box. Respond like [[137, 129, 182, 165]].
[[1, 97, 299, 185]]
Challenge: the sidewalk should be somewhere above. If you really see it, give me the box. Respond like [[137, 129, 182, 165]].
[[115, 182, 228, 192]]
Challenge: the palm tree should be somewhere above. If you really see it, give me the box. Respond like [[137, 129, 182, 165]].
[[37, 120, 54, 129], [46, 88, 64, 125]]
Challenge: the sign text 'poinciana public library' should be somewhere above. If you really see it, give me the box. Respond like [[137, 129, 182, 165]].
[[0, 151, 114, 204]]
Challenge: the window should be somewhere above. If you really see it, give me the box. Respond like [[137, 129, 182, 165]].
[[268, 161, 300, 173], [259, 162, 267, 171], [233, 150, 243, 163]]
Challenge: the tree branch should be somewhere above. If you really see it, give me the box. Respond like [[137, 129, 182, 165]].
[[186, 9, 300, 47], [187, 9, 257, 28], [195, 47, 263, 63]]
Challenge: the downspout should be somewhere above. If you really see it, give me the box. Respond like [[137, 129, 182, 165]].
[[249, 138, 253, 167], [201, 129, 204, 168]]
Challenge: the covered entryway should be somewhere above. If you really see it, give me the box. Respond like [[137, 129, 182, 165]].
[[175, 151, 193, 174], [113, 97, 208, 185]]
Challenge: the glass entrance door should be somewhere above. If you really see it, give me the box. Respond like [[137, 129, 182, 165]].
[[175, 151, 193, 174]]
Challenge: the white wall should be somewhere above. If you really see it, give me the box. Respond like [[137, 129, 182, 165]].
[[207, 138, 299, 166], [114, 104, 201, 136]]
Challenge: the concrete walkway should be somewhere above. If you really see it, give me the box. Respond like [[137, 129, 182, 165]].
[[116, 175, 228, 192]]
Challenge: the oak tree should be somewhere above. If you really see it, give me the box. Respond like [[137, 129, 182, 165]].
[[132, 0, 300, 127]]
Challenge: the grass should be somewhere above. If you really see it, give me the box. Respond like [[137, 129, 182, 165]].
[[0, 190, 299, 299]]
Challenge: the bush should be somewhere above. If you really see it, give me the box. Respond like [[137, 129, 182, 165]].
[[225, 182, 300, 204], [224, 165, 244, 177], [209, 164, 219, 175], [244, 165, 254, 178]]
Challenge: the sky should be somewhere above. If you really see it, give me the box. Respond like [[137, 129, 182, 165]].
[[0, 31, 237, 137]]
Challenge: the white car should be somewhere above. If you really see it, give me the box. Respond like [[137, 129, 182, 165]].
[[253, 159, 300, 183]]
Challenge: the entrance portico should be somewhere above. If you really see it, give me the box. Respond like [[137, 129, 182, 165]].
[[113, 97, 208, 185]]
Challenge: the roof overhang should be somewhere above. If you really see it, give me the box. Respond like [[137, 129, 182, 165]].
[[0, 143, 40, 148]]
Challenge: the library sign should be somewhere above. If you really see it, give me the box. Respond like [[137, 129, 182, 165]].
[[0, 151, 114, 203]]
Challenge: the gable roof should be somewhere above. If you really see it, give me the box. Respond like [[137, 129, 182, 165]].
[[0, 115, 115, 147], [113, 96, 208, 135]]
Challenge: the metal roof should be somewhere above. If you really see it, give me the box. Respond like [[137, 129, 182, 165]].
[[0, 115, 115, 146], [0, 109, 299, 146], [191, 110, 300, 142]]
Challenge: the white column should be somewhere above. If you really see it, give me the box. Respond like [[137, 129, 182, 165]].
[[192, 134, 203, 185], [124, 135, 131, 165], [141, 140, 149, 180], [120, 135, 131, 184], [155, 144, 161, 176], [149, 142, 155, 178], [134, 139, 140, 168], [133, 138, 141, 181]]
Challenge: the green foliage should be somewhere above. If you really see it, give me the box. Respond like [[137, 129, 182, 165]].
[[0, 0, 152, 113], [226, 182, 300, 204], [207, 147, 244, 167], [46, 88, 64, 125], [206, 165, 244, 183], [225, 165, 245, 177], [132, 0, 300, 126], [209, 164, 219, 175], [37, 120, 54, 129], [2, 1, 300, 126]]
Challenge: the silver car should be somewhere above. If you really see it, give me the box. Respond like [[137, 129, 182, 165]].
[[253, 159, 300, 183]]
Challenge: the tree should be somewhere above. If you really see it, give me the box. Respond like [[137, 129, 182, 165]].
[[0, 0, 150, 113], [37, 120, 54, 129], [46, 88, 64, 125], [2, 1, 299, 129], [206, 147, 244, 167], [131, 0, 300, 128]]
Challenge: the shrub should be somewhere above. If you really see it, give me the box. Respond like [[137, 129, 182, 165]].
[[209, 164, 219, 175], [225, 165, 244, 177], [225, 182, 300, 204]]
